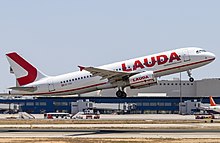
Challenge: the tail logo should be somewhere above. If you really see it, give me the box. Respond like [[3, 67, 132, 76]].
[[210, 96, 216, 106], [6, 53, 37, 86]]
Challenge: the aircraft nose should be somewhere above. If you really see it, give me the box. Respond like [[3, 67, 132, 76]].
[[207, 52, 216, 60]]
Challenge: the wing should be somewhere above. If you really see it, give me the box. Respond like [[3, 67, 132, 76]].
[[79, 66, 138, 83]]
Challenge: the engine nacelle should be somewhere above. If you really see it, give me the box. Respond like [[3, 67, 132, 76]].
[[129, 71, 157, 89]]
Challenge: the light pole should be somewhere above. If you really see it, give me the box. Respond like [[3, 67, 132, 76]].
[[179, 72, 182, 115]]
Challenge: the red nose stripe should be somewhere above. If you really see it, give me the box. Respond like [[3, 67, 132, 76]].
[[7, 53, 37, 86]]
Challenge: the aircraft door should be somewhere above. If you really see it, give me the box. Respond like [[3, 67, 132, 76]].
[[182, 49, 190, 62], [48, 79, 55, 92]]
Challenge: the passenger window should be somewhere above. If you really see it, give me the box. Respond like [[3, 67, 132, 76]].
[[66, 80, 68, 82], [81, 77, 83, 79], [84, 76, 86, 78], [78, 78, 80, 80]]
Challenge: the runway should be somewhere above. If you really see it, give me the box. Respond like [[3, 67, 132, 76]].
[[0, 128, 220, 138], [0, 114, 219, 139]]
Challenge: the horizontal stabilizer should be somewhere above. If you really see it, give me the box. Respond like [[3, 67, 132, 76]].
[[10, 66, 14, 74], [8, 87, 37, 92]]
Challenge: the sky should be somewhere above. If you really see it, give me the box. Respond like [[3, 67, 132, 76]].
[[0, 0, 220, 92]]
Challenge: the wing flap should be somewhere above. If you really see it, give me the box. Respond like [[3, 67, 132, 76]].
[[81, 66, 137, 83]]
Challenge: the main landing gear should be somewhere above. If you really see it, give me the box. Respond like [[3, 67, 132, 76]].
[[116, 87, 127, 98], [187, 70, 194, 82]]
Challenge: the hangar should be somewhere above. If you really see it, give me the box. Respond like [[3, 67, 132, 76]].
[[0, 78, 220, 114]]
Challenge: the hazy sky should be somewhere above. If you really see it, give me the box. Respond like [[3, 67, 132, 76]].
[[0, 0, 219, 92]]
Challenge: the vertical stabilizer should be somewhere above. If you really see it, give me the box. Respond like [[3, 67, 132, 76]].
[[6, 52, 47, 86], [210, 96, 216, 106]]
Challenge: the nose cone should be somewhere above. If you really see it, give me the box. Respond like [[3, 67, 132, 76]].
[[207, 52, 216, 61]]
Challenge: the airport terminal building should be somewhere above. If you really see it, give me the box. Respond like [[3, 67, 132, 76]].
[[1, 78, 220, 114]]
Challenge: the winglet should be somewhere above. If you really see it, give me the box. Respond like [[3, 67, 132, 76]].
[[210, 96, 216, 106], [78, 66, 85, 71]]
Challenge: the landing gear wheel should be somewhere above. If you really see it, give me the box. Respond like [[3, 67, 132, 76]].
[[116, 90, 127, 98], [189, 77, 194, 82], [187, 70, 194, 82], [116, 90, 122, 97], [121, 91, 127, 98]]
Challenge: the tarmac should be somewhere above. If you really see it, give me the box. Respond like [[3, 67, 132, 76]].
[[2, 114, 196, 120], [0, 123, 219, 129], [0, 114, 218, 139], [0, 128, 219, 138]]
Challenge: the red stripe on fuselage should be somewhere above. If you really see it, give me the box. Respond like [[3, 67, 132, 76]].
[[154, 58, 215, 74], [23, 82, 108, 95]]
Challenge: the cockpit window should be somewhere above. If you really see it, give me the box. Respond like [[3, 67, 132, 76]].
[[196, 50, 206, 54]]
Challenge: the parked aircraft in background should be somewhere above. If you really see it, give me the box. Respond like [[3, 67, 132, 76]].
[[207, 96, 220, 113], [198, 96, 220, 114], [5, 47, 215, 98]]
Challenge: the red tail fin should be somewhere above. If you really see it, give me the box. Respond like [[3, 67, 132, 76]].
[[6, 52, 46, 86], [210, 96, 216, 106]]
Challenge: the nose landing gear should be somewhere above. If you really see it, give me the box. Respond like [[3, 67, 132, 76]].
[[187, 70, 194, 82]]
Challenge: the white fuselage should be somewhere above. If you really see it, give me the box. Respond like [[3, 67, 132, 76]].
[[10, 47, 215, 96], [209, 106, 220, 113]]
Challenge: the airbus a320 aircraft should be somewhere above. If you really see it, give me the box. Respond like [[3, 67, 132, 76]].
[[6, 47, 215, 98], [205, 96, 220, 113], [199, 96, 220, 114]]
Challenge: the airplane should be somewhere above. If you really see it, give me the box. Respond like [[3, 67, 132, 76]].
[[198, 96, 220, 114], [206, 96, 220, 113], [5, 47, 215, 98]]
